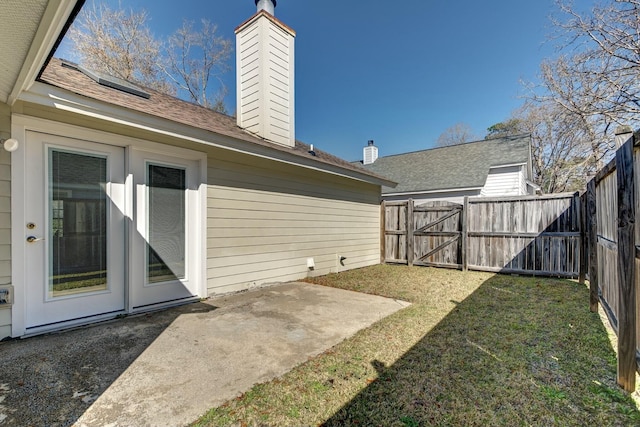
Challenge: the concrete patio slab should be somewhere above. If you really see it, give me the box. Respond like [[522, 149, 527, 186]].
[[0, 282, 409, 427]]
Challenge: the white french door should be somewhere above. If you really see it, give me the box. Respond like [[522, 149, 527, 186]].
[[14, 118, 207, 336], [24, 132, 126, 329], [129, 149, 201, 309]]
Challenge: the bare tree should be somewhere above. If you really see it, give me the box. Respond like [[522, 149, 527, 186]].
[[68, 2, 173, 94], [526, 0, 640, 170], [491, 102, 594, 193], [163, 19, 233, 113], [67, 4, 233, 112], [522, 103, 593, 193], [435, 122, 479, 147], [554, 0, 640, 120]]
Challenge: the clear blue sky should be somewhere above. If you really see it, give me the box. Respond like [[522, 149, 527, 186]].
[[56, 0, 595, 162]]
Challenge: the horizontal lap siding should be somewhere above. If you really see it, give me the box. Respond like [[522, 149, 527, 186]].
[[238, 22, 261, 134], [481, 166, 524, 197], [237, 16, 294, 148], [207, 150, 381, 294], [0, 103, 11, 338], [266, 25, 292, 144]]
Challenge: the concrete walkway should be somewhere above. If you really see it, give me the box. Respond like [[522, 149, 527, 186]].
[[0, 282, 409, 426]]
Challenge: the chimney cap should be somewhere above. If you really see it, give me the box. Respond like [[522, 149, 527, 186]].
[[255, 0, 277, 8], [367, 140, 375, 146]]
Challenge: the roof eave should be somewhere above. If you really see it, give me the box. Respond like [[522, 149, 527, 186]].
[[19, 81, 395, 187], [488, 161, 527, 170], [7, 0, 81, 106], [382, 186, 483, 196]]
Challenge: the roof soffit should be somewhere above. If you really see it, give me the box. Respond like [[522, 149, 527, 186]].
[[0, 0, 80, 105]]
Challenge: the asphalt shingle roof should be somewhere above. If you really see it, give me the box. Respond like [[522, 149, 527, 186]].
[[358, 135, 531, 194], [37, 58, 393, 186]]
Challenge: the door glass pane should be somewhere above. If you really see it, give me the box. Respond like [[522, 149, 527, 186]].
[[147, 164, 186, 284], [49, 149, 108, 298]]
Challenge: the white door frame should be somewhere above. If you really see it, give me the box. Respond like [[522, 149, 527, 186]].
[[11, 115, 207, 337]]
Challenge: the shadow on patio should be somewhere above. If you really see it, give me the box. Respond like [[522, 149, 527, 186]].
[[0, 301, 217, 426]]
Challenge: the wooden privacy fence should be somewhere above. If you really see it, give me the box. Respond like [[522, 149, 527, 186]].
[[585, 130, 639, 392], [382, 193, 582, 278], [467, 195, 582, 277]]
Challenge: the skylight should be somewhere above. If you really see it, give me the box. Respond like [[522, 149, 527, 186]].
[[61, 59, 151, 99]]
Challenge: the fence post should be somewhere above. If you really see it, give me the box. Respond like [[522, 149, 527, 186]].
[[380, 201, 386, 264], [407, 199, 414, 266], [461, 197, 469, 271], [578, 192, 587, 285], [586, 179, 599, 313], [616, 135, 636, 392]]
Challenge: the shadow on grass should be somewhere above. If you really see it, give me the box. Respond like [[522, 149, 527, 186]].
[[322, 274, 639, 426], [0, 302, 216, 426]]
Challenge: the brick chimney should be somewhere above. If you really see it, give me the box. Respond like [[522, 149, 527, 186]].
[[236, 0, 296, 147]]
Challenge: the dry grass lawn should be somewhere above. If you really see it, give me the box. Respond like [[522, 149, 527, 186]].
[[194, 264, 640, 426]]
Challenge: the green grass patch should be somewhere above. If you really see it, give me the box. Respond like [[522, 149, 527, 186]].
[[51, 270, 107, 292], [193, 265, 640, 426]]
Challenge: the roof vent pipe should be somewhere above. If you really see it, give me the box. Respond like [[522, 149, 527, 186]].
[[255, 0, 276, 15]]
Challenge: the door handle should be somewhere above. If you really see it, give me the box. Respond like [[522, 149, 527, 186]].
[[26, 236, 44, 243]]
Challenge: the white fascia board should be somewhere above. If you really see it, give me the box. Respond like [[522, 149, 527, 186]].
[[19, 82, 395, 187], [488, 162, 527, 170], [526, 179, 541, 191], [383, 186, 483, 197], [7, 0, 80, 105]]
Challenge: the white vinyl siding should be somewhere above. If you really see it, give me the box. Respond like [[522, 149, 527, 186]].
[[0, 102, 11, 339], [207, 150, 380, 294], [236, 14, 295, 147], [481, 165, 526, 197]]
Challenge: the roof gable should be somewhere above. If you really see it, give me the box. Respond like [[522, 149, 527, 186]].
[[360, 135, 531, 194]]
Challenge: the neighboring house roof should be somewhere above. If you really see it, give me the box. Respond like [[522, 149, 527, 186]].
[[357, 134, 531, 195], [34, 58, 395, 188]]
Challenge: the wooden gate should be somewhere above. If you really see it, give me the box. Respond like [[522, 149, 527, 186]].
[[382, 201, 463, 268], [412, 202, 463, 268]]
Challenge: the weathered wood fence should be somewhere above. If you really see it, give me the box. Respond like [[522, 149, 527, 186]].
[[382, 193, 582, 278], [383, 132, 640, 393], [585, 130, 639, 392]]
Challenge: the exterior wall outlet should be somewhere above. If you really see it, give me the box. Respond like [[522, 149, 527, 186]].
[[0, 286, 12, 305]]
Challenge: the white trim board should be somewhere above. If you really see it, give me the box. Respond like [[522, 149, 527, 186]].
[[383, 187, 483, 197], [488, 162, 527, 170], [11, 115, 208, 337], [18, 84, 394, 187]]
